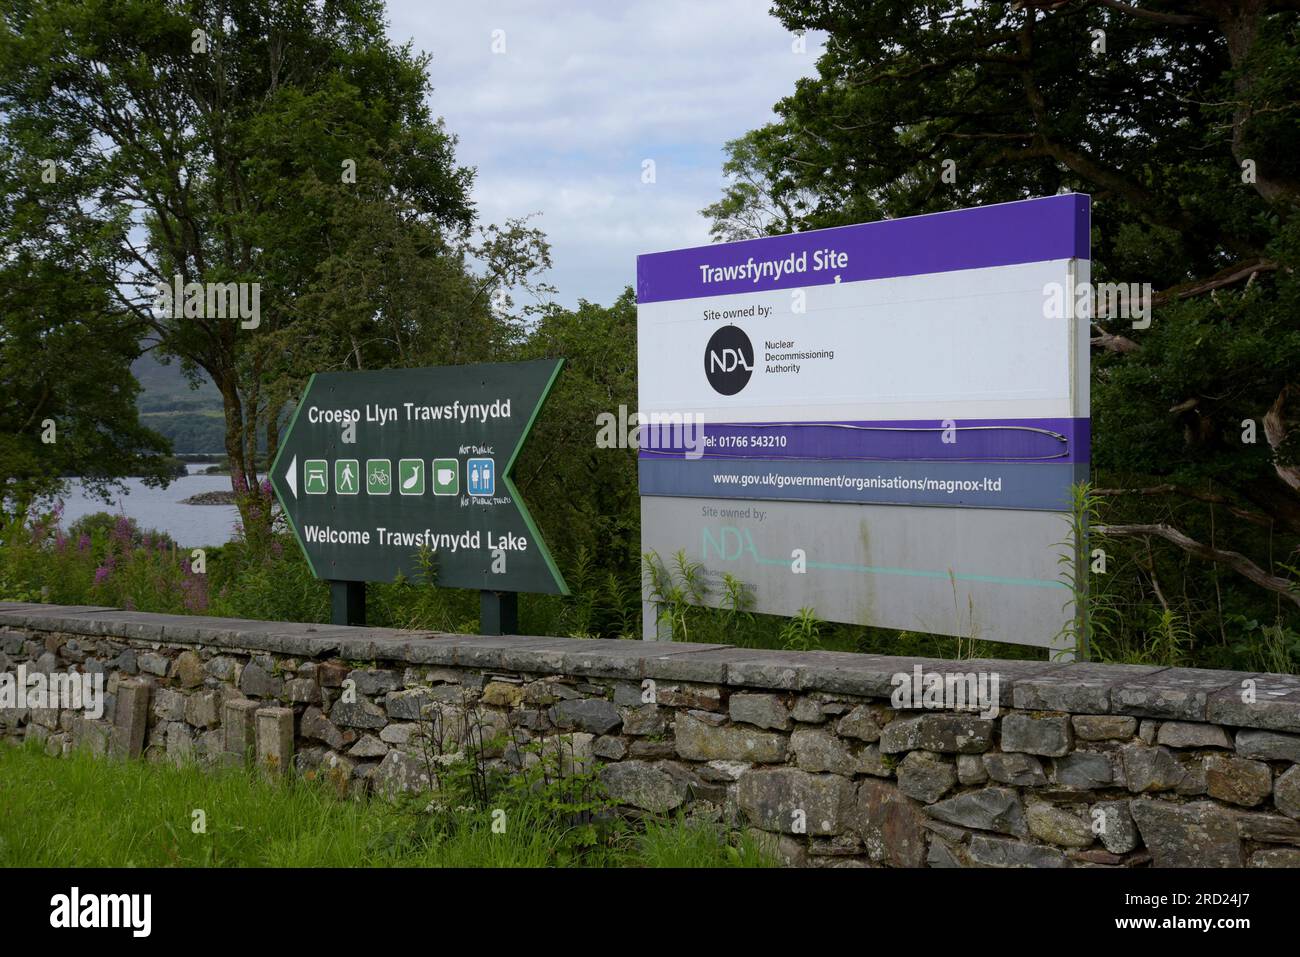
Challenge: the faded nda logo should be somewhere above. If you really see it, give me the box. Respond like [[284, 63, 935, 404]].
[[704, 324, 753, 395]]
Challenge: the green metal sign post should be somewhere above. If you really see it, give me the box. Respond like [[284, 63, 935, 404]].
[[270, 359, 568, 633]]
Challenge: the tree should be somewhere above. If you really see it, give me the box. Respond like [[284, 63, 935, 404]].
[[0, 121, 172, 524], [706, 0, 1300, 652], [0, 0, 481, 535]]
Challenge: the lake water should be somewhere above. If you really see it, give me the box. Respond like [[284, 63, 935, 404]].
[[58, 465, 245, 548]]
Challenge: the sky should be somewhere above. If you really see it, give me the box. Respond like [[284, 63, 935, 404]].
[[384, 0, 824, 309]]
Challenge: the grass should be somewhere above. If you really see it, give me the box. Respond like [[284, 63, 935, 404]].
[[0, 742, 775, 868]]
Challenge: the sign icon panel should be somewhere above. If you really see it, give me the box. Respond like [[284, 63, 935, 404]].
[[398, 458, 425, 495], [433, 458, 459, 496], [366, 459, 391, 495], [467, 457, 495, 496], [304, 459, 328, 494]]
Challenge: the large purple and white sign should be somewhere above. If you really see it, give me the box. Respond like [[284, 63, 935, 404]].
[[637, 195, 1091, 650]]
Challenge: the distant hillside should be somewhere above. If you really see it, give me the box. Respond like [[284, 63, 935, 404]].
[[132, 350, 226, 453]]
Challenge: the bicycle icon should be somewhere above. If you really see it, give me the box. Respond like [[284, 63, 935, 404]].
[[366, 458, 392, 495]]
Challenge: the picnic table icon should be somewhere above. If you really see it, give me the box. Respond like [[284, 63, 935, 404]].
[[305, 462, 327, 493]]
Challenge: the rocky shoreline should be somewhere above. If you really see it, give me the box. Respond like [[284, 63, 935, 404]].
[[179, 490, 236, 506]]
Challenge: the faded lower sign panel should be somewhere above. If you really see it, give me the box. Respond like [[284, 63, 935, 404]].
[[640, 496, 1076, 651]]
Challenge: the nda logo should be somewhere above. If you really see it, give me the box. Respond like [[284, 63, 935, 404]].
[[704, 324, 754, 395]]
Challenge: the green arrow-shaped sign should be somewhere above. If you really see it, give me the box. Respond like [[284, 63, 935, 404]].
[[270, 359, 567, 595]]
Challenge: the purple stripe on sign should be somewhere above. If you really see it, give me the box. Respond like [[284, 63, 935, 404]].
[[637, 193, 1090, 304], [638, 418, 1091, 464]]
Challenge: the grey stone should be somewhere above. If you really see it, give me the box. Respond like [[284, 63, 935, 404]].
[[656, 684, 723, 711], [736, 768, 855, 836], [790, 727, 873, 776], [1093, 800, 1138, 854], [1236, 812, 1300, 845], [238, 661, 283, 698], [374, 750, 433, 797], [1207, 673, 1300, 734], [379, 722, 417, 746], [957, 753, 989, 785], [524, 679, 584, 705], [1157, 721, 1232, 749], [165, 721, 194, 764], [153, 688, 186, 722], [174, 650, 204, 688], [1072, 714, 1137, 741], [897, 751, 957, 803], [855, 778, 927, 867], [619, 704, 666, 736], [1204, 754, 1271, 807], [1000, 712, 1071, 757], [593, 735, 627, 760], [879, 714, 993, 754], [1121, 744, 1186, 793], [222, 699, 260, 757], [1276, 766, 1300, 819], [1130, 800, 1244, 867], [114, 649, 138, 674], [836, 705, 883, 742], [1249, 848, 1300, 868], [1113, 668, 1243, 722], [982, 752, 1047, 787], [675, 713, 787, 763], [300, 706, 350, 750], [479, 681, 524, 708], [630, 739, 676, 759], [346, 668, 401, 696], [205, 656, 239, 680], [255, 707, 294, 777], [968, 835, 1067, 868], [385, 689, 439, 720], [744, 828, 808, 868], [549, 698, 622, 735], [926, 838, 966, 868], [611, 681, 645, 707], [184, 690, 220, 729], [285, 678, 322, 704], [1138, 719, 1158, 744], [924, 788, 1028, 837], [1052, 751, 1114, 789], [330, 697, 387, 729], [347, 734, 389, 759], [685, 708, 726, 727], [1026, 801, 1093, 848], [75, 719, 112, 757], [700, 760, 750, 782], [790, 697, 827, 724], [111, 679, 150, 759], [599, 761, 687, 813], [139, 655, 170, 676], [728, 693, 791, 730], [1235, 729, 1300, 763]]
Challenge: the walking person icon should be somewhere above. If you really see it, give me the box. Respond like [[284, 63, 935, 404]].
[[340, 461, 355, 492]]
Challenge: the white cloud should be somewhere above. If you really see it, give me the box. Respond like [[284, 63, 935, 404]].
[[386, 0, 822, 307]]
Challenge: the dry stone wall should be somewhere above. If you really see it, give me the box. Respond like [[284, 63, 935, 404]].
[[3, 601, 1300, 868]]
